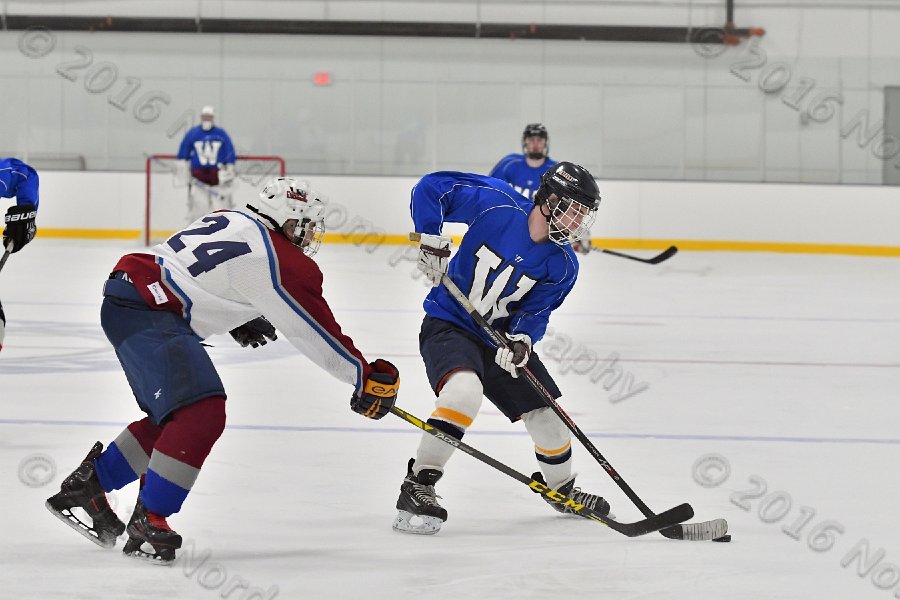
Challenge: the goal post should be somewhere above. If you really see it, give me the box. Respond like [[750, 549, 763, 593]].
[[144, 154, 286, 246]]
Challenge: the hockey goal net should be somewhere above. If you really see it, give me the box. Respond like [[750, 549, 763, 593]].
[[144, 154, 286, 246]]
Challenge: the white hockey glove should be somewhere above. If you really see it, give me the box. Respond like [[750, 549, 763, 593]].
[[218, 163, 236, 187], [175, 160, 190, 186], [416, 233, 452, 287], [571, 232, 593, 255], [495, 333, 532, 378]]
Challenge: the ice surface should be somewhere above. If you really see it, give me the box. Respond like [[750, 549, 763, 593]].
[[2, 240, 898, 599]]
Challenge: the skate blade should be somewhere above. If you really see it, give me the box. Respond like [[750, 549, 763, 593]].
[[123, 540, 176, 566], [392, 510, 443, 535], [45, 500, 120, 549]]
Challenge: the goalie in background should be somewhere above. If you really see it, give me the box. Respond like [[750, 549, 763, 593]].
[[394, 162, 608, 535], [45, 177, 400, 564], [175, 105, 237, 222]]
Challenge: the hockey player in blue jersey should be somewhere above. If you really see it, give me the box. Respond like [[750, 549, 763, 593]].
[[0, 156, 39, 351], [176, 105, 237, 222], [1, 157, 39, 254], [489, 123, 557, 201], [490, 124, 593, 255], [393, 162, 610, 535]]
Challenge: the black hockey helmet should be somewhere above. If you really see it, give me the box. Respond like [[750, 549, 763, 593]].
[[522, 123, 549, 158], [522, 123, 548, 142], [534, 161, 600, 211], [534, 161, 600, 245]]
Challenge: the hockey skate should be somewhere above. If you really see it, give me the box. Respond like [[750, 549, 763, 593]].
[[45, 441, 126, 549], [532, 472, 612, 518], [122, 499, 183, 565], [393, 458, 447, 535]]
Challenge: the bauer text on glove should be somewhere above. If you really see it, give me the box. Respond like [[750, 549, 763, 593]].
[[3, 203, 37, 253], [350, 359, 400, 419]]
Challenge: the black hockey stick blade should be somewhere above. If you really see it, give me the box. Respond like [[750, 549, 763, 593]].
[[598, 245, 678, 264], [390, 405, 693, 538]]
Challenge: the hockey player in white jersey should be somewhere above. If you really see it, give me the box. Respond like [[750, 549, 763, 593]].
[[46, 177, 400, 564]]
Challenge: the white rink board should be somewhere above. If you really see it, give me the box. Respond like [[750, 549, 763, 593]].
[[30, 170, 900, 249]]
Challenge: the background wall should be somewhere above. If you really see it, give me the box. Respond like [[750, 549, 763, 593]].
[[3, 1, 900, 184], [32, 170, 900, 257]]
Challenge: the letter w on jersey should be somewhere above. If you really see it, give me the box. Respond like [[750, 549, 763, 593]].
[[193, 140, 223, 166], [468, 245, 536, 323]]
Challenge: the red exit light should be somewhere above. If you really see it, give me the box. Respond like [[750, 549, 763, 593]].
[[313, 72, 332, 86]]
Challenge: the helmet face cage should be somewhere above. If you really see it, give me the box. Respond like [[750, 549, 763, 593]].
[[534, 162, 600, 246], [522, 123, 549, 159], [546, 195, 596, 245], [290, 203, 327, 257], [250, 177, 328, 255]]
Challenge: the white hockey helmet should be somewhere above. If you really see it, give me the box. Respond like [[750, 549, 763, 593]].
[[247, 177, 328, 256], [201, 105, 215, 130]]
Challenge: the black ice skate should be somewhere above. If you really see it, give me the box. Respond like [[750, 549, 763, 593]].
[[122, 499, 183, 565], [393, 458, 448, 535], [532, 472, 612, 518], [45, 441, 126, 549]]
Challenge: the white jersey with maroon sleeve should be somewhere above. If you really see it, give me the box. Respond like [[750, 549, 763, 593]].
[[120, 210, 369, 395]]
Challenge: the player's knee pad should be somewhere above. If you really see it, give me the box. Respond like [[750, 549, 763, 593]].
[[522, 406, 572, 464], [430, 370, 483, 435], [156, 396, 226, 462]]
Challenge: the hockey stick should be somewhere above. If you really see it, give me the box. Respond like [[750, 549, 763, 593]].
[[594, 245, 679, 265], [409, 233, 726, 541], [0, 240, 13, 274], [0, 249, 10, 274], [390, 405, 692, 537], [0, 243, 10, 351]]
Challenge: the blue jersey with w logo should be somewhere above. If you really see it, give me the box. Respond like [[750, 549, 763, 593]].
[[410, 172, 578, 346], [177, 125, 236, 171]]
